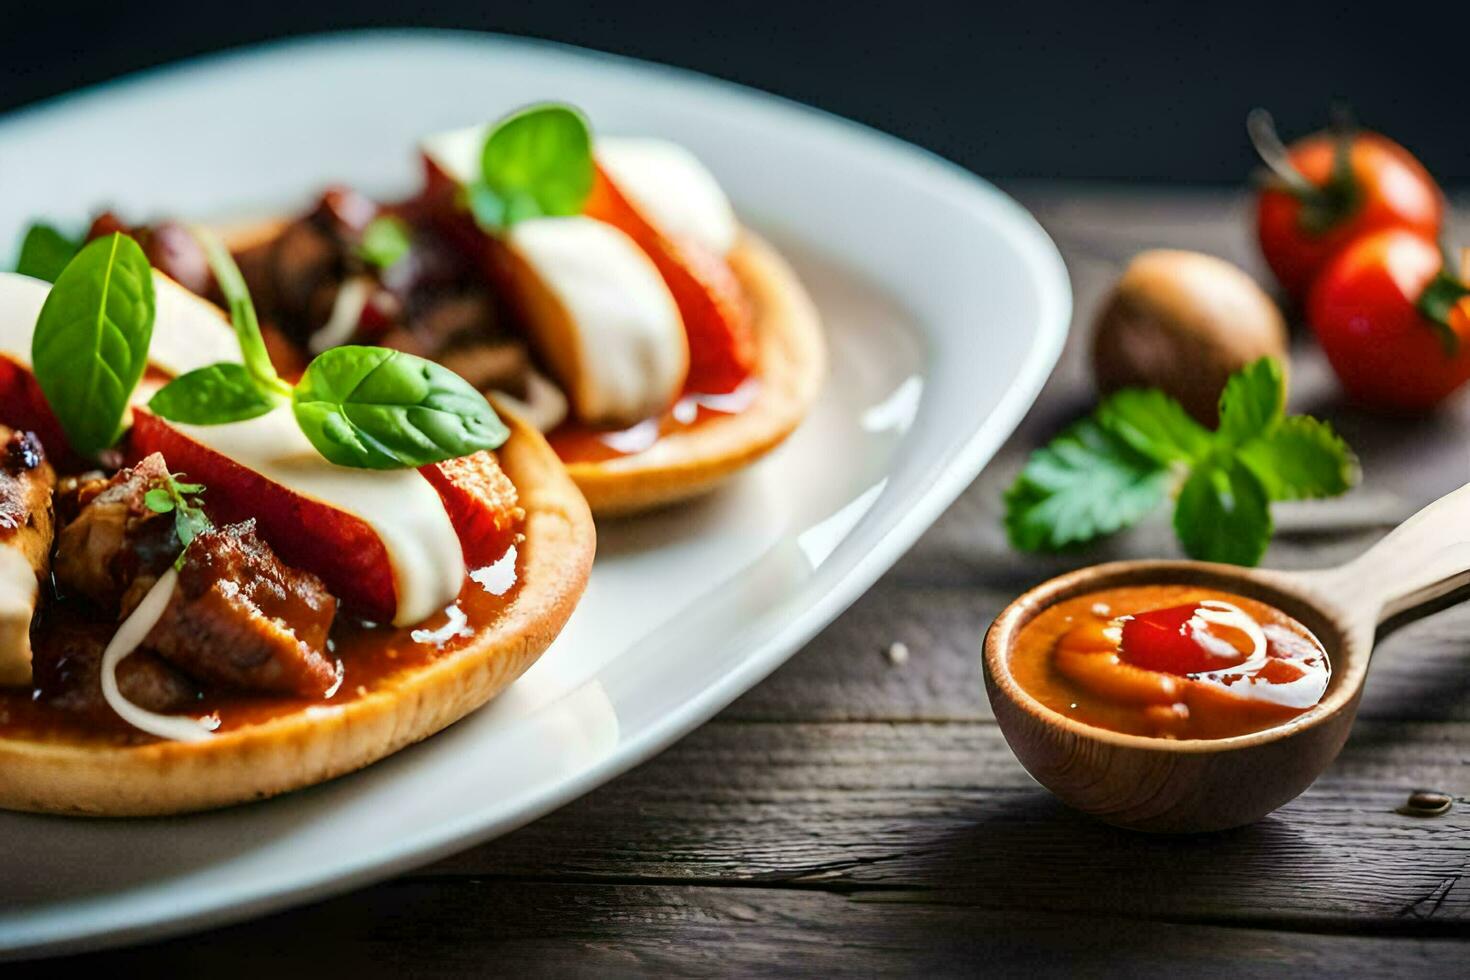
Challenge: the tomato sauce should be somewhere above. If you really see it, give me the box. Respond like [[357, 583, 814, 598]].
[[0, 539, 523, 747], [1009, 585, 1330, 740], [548, 378, 760, 464]]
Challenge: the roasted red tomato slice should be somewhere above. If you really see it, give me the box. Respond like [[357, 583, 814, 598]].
[[583, 165, 756, 394], [129, 410, 519, 619]]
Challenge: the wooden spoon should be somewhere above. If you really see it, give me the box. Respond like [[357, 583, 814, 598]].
[[983, 483, 1470, 833]]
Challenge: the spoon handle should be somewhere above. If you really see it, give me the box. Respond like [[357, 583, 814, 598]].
[[1297, 482, 1470, 623]]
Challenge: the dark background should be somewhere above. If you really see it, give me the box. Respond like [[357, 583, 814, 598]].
[[3, 2, 1468, 183]]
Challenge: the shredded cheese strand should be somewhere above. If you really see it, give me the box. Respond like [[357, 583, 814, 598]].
[[308, 276, 375, 354], [99, 568, 219, 742]]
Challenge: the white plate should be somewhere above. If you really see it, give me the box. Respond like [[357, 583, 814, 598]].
[[0, 30, 1069, 957]]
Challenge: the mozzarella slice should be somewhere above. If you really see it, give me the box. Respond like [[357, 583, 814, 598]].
[[0, 272, 467, 626], [596, 137, 738, 256], [420, 125, 737, 258], [0, 548, 38, 686], [420, 123, 487, 185], [0, 270, 241, 376], [169, 408, 465, 626], [503, 217, 687, 426]]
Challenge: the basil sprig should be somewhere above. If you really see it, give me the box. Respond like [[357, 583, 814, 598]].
[[194, 227, 287, 395], [148, 231, 508, 469], [466, 103, 595, 231], [32, 233, 156, 457], [294, 347, 510, 469]]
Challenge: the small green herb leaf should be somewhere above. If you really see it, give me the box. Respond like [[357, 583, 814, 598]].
[[1238, 415, 1357, 500], [149, 362, 283, 425], [143, 487, 175, 513], [192, 226, 287, 396], [1096, 388, 1212, 466], [357, 216, 412, 271], [145, 471, 211, 568], [1217, 357, 1285, 447], [1005, 418, 1171, 552], [1173, 459, 1272, 565], [291, 346, 510, 469], [473, 103, 594, 231], [31, 233, 156, 457], [15, 223, 80, 283]]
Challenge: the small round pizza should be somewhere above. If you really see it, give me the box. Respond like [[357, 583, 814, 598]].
[[183, 103, 825, 515], [0, 234, 594, 816]]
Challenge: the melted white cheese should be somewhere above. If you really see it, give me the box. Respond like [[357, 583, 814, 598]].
[[596, 137, 737, 256], [419, 123, 490, 185], [170, 408, 464, 626], [0, 270, 238, 375], [0, 547, 38, 686], [0, 271, 465, 626], [506, 217, 687, 425]]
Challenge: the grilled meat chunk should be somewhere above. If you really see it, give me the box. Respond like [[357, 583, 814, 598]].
[[53, 453, 179, 613], [0, 429, 56, 686], [146, 521, 338, 697], [33, 617, 197, 724]]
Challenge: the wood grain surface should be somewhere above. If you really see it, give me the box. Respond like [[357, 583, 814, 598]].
[[39, 187, 1470, 976]]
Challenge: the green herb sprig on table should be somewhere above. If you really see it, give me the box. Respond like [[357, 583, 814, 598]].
[[147, 228, 509, 469], [465, 103, 595, 232], [1004, 357, 1357, 566]]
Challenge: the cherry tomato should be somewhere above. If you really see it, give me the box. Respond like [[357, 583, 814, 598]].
[[1119, 604, 1241, 676], [1251, 111, 1442, 303], [1307, 229, 1470, 412]]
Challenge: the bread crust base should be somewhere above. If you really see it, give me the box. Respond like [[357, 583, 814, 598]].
[[568, 232, 825, 516], [0, 414, 595, 816]]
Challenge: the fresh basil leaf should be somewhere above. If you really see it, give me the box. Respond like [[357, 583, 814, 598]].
[[1216, 357, 1285, 447], [1173, 459, 1272, 566], [475, 103, 594, 230], [1238, 415, 1357, 501], [149, 362, 282, 425], [292, 346, 509, 469], [16, 223, 80, 282], [1096, 388, 1212, 466], [357, 216, 411, 271], [31, 233, 155, 457], [1005, 418, 1171, 552], [191, 225, 286, 395]]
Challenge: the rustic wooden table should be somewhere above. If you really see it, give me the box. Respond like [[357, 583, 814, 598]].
[[47, 188, 1470, 976]]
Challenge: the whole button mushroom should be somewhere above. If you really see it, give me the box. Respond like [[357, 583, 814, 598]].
[[1091, 250, 1289, 426]]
